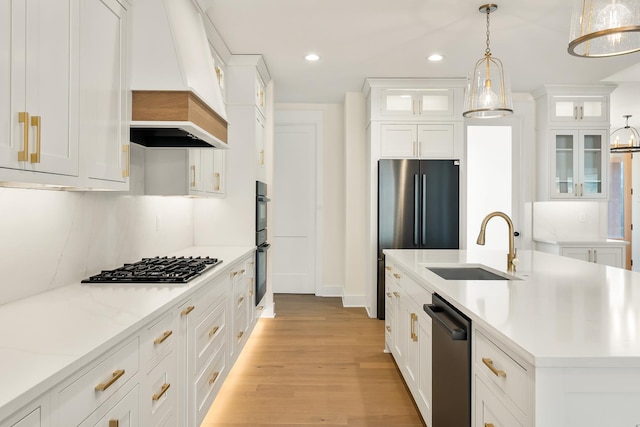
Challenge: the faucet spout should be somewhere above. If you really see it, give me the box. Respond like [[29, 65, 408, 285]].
[[476, 211, 517, 272]]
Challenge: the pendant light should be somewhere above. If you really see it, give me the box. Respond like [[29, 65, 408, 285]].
[[463, 4, 514, 119], [568, 0, 640, 57], [610, 115, 640, 152]]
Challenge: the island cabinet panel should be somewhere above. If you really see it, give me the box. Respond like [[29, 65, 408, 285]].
[[0, 396, 49, 427], [384, 260, 433, 426]]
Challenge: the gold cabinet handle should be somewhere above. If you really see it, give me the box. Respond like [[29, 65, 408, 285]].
[[574, 184, 578, 197], [257, 305, 264, 311], [208, 325, 220, 337], [580, 183, 584, 197], [240, 269, 246, 274], [95, 369, 125, 391], [249, 289, 254, 296], [410, 313, 418, 342], [152, 383, 170, 401], [393, 273, 401, 279], [482, 358, 506, 377], [18, 112, 29, 161], [231, 271, 238, 278], [386, 325, 391, 332], [237, 296, 245, 304], [181, 305, 195, 316], [208, 371, 219, 385], [30, 116, 41, 163], [485, 424, 495, 427], [386, 292, 392, 298], [259, 149, 265, 165], [109, 421, 119, 427], [385, 266, 392, 271], [259, 88, 265, 107], [237, 331, 244, 339], [393, 292, 400, 297], [154, 330, 173, 345], [214, 172, 221, 191], [190, 165, 196, 187], [215, 66, 222, 85], [122, 144, 130, 178]]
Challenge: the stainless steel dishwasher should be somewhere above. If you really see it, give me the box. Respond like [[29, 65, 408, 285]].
[[424, 293, 471, 427]]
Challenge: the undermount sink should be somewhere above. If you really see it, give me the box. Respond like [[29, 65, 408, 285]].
[[426, 265, 518, 281]]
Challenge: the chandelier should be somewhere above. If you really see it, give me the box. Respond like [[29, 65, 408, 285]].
[[568, 0, 640, 57], [463, 4, 514, 118], [610, 115, 640, 152]]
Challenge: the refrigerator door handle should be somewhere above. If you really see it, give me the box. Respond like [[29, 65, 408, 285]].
[[414, 174, 419, 246], [421, 173, 427, 246]]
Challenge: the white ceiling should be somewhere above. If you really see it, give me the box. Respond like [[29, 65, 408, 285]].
[[201, 0, 640, 128]]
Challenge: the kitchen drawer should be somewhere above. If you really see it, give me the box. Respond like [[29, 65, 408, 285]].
[[475, 375, 523, 427], [194, 296, 226, 375], [58, 336, 139, 426], [474, 331, 527, 414], [234, 308, 248, 346], [143, 351, 177, 427], [195, 348, 226, 427], [78, 383, 139, 427], [141, 312, 176, 367]]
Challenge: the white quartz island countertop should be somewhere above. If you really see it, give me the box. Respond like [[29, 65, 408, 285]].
[[384, 249, 640, 369], [0, 245, 255, 421]]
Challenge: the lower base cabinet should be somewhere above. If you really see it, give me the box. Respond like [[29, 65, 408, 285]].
[[475, 376, 523, 427], [535, 240, 626, 268], [0, 252, 258, 427]]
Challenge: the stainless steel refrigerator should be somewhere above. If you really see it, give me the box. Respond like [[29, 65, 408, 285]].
[[378, 159, 460, 319]]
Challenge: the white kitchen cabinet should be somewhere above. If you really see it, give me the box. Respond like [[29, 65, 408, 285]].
[[1, 0, 79, 177], [144, 148, 226, 197], [534, 85, 614, 201], [377, 88, 456, 120], [255, 73, 267, 118], [549, 129, 608, 199], [384, 261, 433, 425], [0, 396, 49, 427], [548, 95, 608, 123], [535, 240, 626, 268], [473, 328, 533, 427], [230, 264, 252, 361], [256, 112, 267, 182], [78, 384, 139, 427], [53, 336, 139, 426], [380, 123, 455, 159], [80, 0, 130, 189]]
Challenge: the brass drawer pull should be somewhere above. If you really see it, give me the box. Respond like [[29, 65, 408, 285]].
[[386, 326, 391, 332], [386, 292, 392, 298], [95, 369, 125, 391], [209, 371, 219, 385], [152, 383, 170, 401], [18, 112, 29, 162], [237, 331, 244, 339], [237, 296, 245, 304], [393, 292, 400, 297], [482, 358, 506, 377], [208, 326, 220, 337], [485, 424, 495, 427], [109, 421, 119, 427], [385, 266, 392, 271], [410, 313, 418, 342], [154, 330, 173, 345], [30, 115, 41, 163], [393, 273, 401, 279], [181, 305, 195, 316]]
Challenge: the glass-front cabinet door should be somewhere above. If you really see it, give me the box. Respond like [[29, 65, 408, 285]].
[[550, 129, 607, 199]]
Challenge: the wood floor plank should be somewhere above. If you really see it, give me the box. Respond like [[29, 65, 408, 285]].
[[201, 294, 426, 427]]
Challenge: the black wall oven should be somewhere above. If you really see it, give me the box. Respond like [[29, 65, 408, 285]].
[[255, 181, 270, 306]]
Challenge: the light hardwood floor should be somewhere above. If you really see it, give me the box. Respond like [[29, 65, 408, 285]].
[[201, 294, 426, 427]]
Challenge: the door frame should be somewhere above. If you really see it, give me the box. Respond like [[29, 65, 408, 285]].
[[273, 110, 323, 295]]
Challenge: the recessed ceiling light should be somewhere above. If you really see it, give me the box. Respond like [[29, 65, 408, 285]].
[[428, 54, 444, 62], [305, 53, 320, 61]]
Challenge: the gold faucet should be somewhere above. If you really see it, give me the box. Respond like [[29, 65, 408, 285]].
[[476, 211, 517, 272]]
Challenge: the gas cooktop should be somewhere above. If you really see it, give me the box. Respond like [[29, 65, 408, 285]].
[[81, 256, 222, 284]]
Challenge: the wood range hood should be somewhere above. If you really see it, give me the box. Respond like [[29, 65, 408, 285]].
[[129, 0, 229, 149], [130, 90, 228, 149]]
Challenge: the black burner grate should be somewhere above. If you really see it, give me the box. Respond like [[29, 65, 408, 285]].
[[82, 256, 222, 284]]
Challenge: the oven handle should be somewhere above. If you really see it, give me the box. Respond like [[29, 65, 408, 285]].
[[257, 196, 271, 202], [257, 243, 271, 252]]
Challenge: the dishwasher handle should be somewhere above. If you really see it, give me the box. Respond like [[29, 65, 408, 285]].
[[423, 303, 468, 341]]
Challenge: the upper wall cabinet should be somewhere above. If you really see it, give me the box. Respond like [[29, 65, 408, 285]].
[[0, 0, 131, 190], [364, 79, 466, 161], [1, 0, 79, 178], [534, 85, 615, 201]]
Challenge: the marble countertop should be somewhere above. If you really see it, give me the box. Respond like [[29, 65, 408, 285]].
[[0, 245, 255, 421], [384, 249, 640, 369]]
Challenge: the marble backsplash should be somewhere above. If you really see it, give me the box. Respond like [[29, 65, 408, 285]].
[[0, 187, 195, 306]]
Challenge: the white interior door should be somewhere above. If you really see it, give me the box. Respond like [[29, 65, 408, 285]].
[[273, 122, 317, 293]]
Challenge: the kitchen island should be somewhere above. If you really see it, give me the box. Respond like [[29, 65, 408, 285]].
[[384, 248, 640, 427]]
